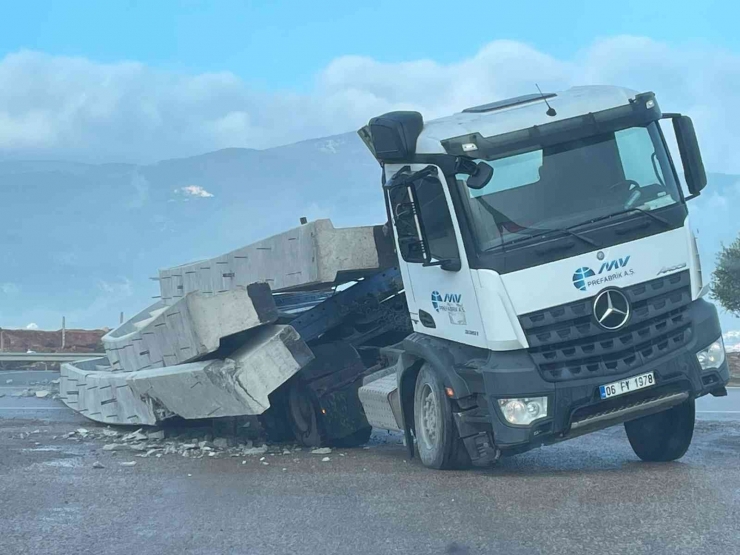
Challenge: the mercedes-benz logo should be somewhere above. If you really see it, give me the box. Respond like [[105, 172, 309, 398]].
[[593, 289, 630, 330]]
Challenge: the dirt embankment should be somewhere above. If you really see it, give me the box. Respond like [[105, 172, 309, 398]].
[[0, 328, 107, 353]]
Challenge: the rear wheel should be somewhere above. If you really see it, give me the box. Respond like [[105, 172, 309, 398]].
[[287, 379, 324, 447], [413, 364, 470, 470], [624, 398, 695, 462]]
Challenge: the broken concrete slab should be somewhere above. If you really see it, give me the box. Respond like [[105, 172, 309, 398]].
[[128, 325, 313, 419], [103, 283, 277, 373], [59, 357, 159, 426], [157, 219, 395, 302], [60, 325, 313, 425]]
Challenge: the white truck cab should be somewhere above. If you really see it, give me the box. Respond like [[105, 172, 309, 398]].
[[358, 86, 729, 469]]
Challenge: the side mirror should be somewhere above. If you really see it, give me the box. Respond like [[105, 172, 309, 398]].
[[665, 114, 707, 197], [465, 162, 494, 190]]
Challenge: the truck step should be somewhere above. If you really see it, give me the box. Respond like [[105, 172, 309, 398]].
[[358, 373, 402, 432]]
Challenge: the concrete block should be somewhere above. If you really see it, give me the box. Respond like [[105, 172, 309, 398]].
[[128, 325, 313, 418], [61, 325, 313, 425], [59, 358, 159, 425], [103, 283, 277, 373], [158, 219, 395, 302]]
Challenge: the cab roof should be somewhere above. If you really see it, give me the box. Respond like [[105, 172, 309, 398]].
[[416, 85, 640, 155]]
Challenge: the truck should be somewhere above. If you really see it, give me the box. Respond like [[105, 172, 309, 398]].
[[353, 85, 729, 468], [62, 85, 729, 470]]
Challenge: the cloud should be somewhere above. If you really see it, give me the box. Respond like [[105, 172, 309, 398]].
[[25, 322, 38, 330], [0, 282, 20, 295], [177, 185, 214, 198], [0, 39, 739, 170]]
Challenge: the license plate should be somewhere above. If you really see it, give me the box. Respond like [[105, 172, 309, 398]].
[[599, 371, 655, 400]]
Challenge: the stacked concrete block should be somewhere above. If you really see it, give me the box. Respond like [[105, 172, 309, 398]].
[[128, 325, 314, 419], [103, 283, 277, 373], [60, 325, 313, 425], [157, 219, 395, 303], [60, 357, 159, 425]]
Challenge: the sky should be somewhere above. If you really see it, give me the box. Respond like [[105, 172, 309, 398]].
[[1, 0, 740, 338], [0, 0, 740, 167], [1, 0, 738, 89]]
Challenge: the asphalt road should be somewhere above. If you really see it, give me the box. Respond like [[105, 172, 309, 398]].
[[1, 374, 740, 555]]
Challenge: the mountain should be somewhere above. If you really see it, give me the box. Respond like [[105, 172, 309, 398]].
[[0, 133, 386, 330], [0, 133, 738, 338]]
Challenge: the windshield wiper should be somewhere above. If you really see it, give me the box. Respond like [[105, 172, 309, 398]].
[[548, 228, 600, 247], [498, 225, 600, 249], [576, 206, 671, 229]]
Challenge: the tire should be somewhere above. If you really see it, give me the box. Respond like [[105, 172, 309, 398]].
[[286, 379, 325, 447], [624, 398, 695, 462], [413, 364, 470, 470]]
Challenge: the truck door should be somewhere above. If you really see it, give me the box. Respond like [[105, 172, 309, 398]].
[[387, 164, 486, 348]]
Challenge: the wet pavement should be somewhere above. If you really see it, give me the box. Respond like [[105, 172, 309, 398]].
[[1, 373, 739, 555]]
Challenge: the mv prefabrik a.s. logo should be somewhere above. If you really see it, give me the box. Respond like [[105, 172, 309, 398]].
[[572, 255, 633, 291], [431, 290, 461, 312]]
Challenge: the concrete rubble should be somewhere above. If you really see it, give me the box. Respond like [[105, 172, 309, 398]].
[[62, 426, 297, 461]]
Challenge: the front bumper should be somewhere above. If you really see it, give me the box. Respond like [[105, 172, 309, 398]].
[[454, 298, 728, 465]]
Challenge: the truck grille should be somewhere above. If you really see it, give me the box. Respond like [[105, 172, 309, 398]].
[[519, 271, 693, 382]]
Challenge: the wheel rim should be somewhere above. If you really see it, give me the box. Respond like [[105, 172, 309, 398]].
[[419, 384, 439, 450]]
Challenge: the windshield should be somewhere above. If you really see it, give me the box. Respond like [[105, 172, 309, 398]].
[[456, 122, 681, 251]]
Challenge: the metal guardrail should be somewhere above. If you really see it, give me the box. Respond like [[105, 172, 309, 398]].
[[0, 352, 106, 363]]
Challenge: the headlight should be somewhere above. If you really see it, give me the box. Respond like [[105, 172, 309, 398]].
[[696, 337, 725, 370], [498, 397, 548, 426]]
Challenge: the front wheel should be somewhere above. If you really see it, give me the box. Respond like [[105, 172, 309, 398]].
[[624, 398, 695, 462], [413, 364, 470, 470]]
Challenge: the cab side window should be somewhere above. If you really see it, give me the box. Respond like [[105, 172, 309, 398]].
[[413, 176, 459, 261]]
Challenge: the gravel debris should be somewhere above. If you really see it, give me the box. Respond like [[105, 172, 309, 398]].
[[311, 447, 332, 455], [122, 429, 147, 442], [60, 423, 289, 462], [35, 390, 50, 398], [241, 445, 268, 456], [321, 457, 331, 462], [119, 461, 137, 467], [92, 461, 104, 469], [102, 443, 131, 451], [213, 437, 229, 449]]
